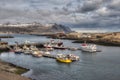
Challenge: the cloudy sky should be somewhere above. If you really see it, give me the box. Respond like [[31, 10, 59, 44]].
[[0, 0, 120, 31]]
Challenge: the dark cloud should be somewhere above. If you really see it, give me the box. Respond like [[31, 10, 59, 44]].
[[75, 0, 103, 13], [80, 2, 100, 12], [66, 2, 72, 7], [107, 0, 120, 10], [62, 7, 68, 12], [53, 7, 59, 10]]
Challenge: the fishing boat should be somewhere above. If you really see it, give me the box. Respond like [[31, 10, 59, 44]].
[[47, 47, 54, 51], [66, 54, 80, 61], [32, 50, 43, 57], [14, 48, 23, 54], [56, 54, 72, 63], [24, 50, 32, 55], [52, 42, 67, 50], [44, 51, 50, 55], [13, 45, 23, 54], [14, 51, 23, 54], [23, 45, 30, 50], [81, 42, 97, 52], [44, 40, 67, 50], [44, 43, 52, 48], [13, 42, 23, 54], [30, 45, 39, 51], [42, 51, 53, 57]]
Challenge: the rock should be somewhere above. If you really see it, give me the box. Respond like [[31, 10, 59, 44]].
[[51, 24, 72, 33]]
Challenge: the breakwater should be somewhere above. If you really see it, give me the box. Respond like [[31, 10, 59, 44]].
[[73, 38, 120, 46], [0, 35, 14, 38], [48, 32, 120, 47]]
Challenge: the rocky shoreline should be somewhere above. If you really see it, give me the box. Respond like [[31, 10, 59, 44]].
[[0, 39, 31, 80], [48, 32, 120, 46], [73, 38, 120, 46], [0, 59, 31, 80]]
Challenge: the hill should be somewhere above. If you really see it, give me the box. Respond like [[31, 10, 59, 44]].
[[0, 23, 72, 34]]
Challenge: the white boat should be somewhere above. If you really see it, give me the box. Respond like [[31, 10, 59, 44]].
[[81, 43, 97, 52], [42, 51, 55, 58], [44, 43, 52, 48], [66, 54, 80, 61], [32, 50, 43, 57], [23, 45, 30, 50], [30, 45, 38, 51], [46, 47, 54, 51], [14, 46, 23, 54], [43, 51, 50, 55], [24, 50, 32, 55]]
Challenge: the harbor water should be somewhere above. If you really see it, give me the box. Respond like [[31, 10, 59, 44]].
[[0, 34, 120, 80]]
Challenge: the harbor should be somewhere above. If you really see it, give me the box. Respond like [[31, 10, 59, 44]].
[[0, 34, 120, 80], [0, 37, 100, 62], [0, 0, 120, 79], [1, 38, 80, 62]]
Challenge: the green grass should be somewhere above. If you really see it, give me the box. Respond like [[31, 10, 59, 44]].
[[15, 68, 29, 74]]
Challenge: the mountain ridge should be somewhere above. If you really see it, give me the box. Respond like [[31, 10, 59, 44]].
[[0, 23, 72, 34]]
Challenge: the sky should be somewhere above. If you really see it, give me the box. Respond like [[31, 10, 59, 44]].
[[0, 0, 120, 32]]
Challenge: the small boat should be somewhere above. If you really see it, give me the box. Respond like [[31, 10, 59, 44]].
[[13, 42, 23, 54], [32, 50, 43, 57], [52, 41, 67, 50], [44, 43, 52, 48], [42, 51, 51, 57], [66, 54, 79, 61], [24, 50, 32, 55], [56, 57, 72, 63], [23, 45, 30, 50], [30, 45, 39, 51], [47, 47, 54, 51], [56, 54, 79, 61], [44, 51, 50, 55], [56, 54, 73, 63], [44, 40, 67, 50], [14, 46, 23, 54]]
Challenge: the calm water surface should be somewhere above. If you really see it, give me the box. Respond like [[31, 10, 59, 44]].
[[0, 34, 120, 80]]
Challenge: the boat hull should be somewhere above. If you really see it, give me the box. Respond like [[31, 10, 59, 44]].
[[81, 48, 97, 52], [15, 51, 22, 54], [53, 47, 67, 50], [56, 58, 72, 63]]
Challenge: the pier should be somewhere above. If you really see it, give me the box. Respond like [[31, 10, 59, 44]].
[[9, 42, 44, 48], [42, 53, 57, 59]]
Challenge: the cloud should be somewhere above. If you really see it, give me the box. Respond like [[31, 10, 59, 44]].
[[77, 0, 103, 13], [107, 0, 120, 10], [0, 0, 119, 31]]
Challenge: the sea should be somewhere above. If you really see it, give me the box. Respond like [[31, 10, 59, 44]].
[[0, 34, 120, 80], [71, 27, 120, 33]]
